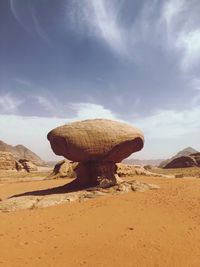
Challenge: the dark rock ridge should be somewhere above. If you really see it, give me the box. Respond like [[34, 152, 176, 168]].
[[164, 153, 200, 169], [0, 140, 46, 166], [160, 147, 199, 168]]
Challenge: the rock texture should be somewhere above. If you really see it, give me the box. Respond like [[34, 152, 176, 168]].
[[0, 152, 16, 170], [0, 140, 46, 166], [47, 119, 144, 187]]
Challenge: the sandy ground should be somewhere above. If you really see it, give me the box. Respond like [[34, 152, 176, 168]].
[[0, 176, 200, 267]]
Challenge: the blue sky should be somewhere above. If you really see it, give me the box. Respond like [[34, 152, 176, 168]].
[[0, 0, 200, 160]]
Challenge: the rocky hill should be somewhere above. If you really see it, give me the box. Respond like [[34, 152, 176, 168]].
[[0, 140, 46, 166], [160, 147, 199, 168]]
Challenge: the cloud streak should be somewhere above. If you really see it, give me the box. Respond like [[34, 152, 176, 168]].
[[0, 94, 23, 114]]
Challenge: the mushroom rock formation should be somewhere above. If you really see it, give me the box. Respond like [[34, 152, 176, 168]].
[[47, 119, 144, 188]]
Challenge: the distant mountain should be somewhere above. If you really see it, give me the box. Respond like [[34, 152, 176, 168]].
[[159, 147, 199, 168], [123, 158, 164, 166], [0, 140, 46, 166]]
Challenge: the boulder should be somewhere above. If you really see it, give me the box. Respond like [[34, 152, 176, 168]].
[[48, 159, 77, 179], [47, 119, 144, 187]]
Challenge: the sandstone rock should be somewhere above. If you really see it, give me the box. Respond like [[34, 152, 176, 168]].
[[18, 159, 38, 172], [47, 119, 144, 162], [117, 163, 174, 178], [47, 119, 144, 187], [48, 159, 77, 179], [0, 152, 16, 170]]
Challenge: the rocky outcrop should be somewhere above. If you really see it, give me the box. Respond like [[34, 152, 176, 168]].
[[0, 151, 38, 172], [48, 159, 77, 179], [0, 140, 46, 166], [160, 147, 199, 168], [18, 159, 38, 172], [164, 155, 198, 169], [0, 152, 16, 170], [47, 119, 144, 187], [48, 160, 173, 180]]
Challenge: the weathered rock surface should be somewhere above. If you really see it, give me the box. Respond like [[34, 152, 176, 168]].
[[47, 119, 144, 162], [0, 152, 16, 170], [0, 180, 159, 212], [47, 119, 144, 187]]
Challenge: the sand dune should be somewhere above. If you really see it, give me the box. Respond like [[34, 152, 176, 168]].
[[0, 175, 200, 267]]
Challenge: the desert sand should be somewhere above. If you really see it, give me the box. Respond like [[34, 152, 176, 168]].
[[0, 174, 200, 267]]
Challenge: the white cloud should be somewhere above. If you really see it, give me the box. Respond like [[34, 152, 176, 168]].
[[70, 102, 117, 120], [0, 94, 23, 114], [134, 106, 200, 139]]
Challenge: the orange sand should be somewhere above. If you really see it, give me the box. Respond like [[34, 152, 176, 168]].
[[0, 176, 200, 267]]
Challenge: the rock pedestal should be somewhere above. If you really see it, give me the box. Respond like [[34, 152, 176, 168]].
[[74, 161, 122, 188]]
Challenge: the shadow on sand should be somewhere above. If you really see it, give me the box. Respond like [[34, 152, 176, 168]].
[[10, 179, 89, 199]]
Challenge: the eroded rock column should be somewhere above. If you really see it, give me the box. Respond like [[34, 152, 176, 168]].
[[74, 161, 122, 188]]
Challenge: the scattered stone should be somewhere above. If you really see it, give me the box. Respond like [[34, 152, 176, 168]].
[[0, 180, 160, 212]]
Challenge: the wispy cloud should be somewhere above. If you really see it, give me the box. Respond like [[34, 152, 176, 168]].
[[10, 0, 52, 45], [15, 78, 32, 87], [67, 0, 127, 56], [161, 0, 200, 70], [0, 94, 23, 114]]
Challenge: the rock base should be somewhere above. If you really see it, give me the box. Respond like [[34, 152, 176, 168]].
[[74, 161, 122, 188], [0, 180, 159, 212]]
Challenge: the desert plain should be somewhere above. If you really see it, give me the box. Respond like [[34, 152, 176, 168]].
[[0, 167, 200, 267]]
